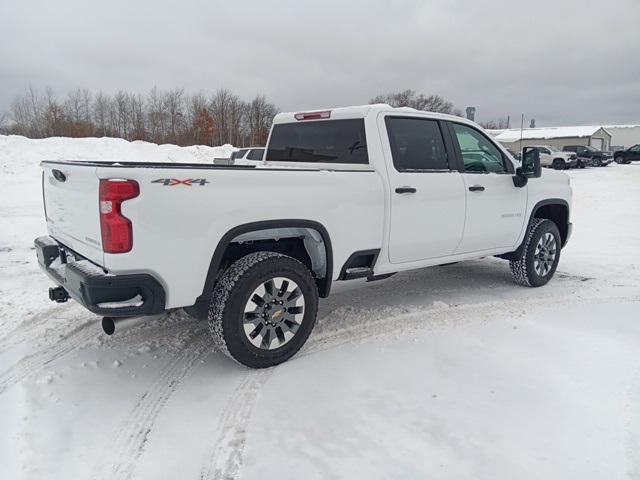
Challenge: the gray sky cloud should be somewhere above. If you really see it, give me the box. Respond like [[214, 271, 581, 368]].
[[1, 0, 639, 126]]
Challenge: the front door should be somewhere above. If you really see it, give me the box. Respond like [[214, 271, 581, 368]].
[[382, 115, 466, 264], [447, 122, 527, 254]]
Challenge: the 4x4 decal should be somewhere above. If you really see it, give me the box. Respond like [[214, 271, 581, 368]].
[[151, 178, 209, 186]]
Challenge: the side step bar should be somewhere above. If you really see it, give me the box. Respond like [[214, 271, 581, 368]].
[[343, 267, 374, 280]]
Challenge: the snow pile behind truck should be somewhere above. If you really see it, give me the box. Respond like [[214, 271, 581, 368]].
[[0, 135, 237, 175]]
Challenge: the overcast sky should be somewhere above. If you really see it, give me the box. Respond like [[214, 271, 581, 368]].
[[1, 0, 639, 127]]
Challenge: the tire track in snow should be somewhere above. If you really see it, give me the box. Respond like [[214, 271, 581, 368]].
[[198, 293, 640, 480], [0, 321, 95, 394], [304, 293, 640, 356], [200, 369, 274, 480], [92, 333, 213, 480], [0, 305, 68, 354]]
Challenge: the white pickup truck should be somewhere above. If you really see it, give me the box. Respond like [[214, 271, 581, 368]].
[[35, 104, 572, 368]]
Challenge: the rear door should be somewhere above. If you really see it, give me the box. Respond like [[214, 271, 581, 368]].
[[382, 115, 466, 263], [446, 121, 527, 254], [42, 162, 104, 264]]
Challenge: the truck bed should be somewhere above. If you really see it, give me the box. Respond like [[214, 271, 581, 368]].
[[40, 159, 384, 309]]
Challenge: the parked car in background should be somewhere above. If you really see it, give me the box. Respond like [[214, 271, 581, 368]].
[[230, 147, 265, 164], [529, 145, 577, 170], [613, 144, 640, 164], [561, 145, 612, 167]]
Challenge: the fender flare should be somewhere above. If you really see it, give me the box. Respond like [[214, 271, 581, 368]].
[[500, 199, 570, 261], [185, 219, 333, 320]]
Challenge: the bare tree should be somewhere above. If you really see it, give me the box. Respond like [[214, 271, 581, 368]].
[[128, 93, 146, 141], [209, 88, 237, 145], [113, 90, 130, 139], [93, 91, 110, 136], [163, 88, 185, 144], [186, 92, 213, 146], [245, 95, 278, 146], [370, 89, 459, 115], [479, 116, 510, 130], [147, 86, 167, 143], [43, 87, 65, 136], [7, 86, 280, 147]]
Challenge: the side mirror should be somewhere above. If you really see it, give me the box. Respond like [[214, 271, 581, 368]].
[[521, 147, 541, 178], [513, 147, 541, 187]]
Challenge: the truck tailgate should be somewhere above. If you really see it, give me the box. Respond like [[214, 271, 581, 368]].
[[42, 162, 104, 265]]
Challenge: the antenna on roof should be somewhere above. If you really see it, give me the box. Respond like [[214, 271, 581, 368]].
[[519, 113, 525, 155]]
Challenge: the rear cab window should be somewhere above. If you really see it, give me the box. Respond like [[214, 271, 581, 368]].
[[266, 119, 368, 164]]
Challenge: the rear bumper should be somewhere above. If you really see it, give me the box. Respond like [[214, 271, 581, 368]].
[[35, 236, 165, 317]]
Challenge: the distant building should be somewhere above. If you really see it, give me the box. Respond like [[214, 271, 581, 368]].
[[491, 126, 612, 152], [601, 125, 640, 150]]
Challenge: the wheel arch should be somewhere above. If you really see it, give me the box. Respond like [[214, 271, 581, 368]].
[[184, 219, 333, 320], [532, 199, 570, 246], [498, 199, 570, 261]]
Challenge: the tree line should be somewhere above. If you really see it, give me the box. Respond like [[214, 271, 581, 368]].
[[5, 86, 469, 147], [8, 86, 279, 147]]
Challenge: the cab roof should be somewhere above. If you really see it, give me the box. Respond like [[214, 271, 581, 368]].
[[273, 104, 474, 126]]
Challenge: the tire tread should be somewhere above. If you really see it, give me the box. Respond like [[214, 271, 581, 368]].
[[208, 251, 316, 367]]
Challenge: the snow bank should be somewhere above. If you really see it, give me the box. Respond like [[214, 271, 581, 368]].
[[0, 134, 236, 175]]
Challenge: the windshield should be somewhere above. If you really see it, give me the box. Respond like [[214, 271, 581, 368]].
[[266, 119, 369, 164]]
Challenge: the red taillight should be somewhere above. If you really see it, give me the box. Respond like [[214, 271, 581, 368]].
[[99, 179, 139, 253], [294, 110, 331, 121]]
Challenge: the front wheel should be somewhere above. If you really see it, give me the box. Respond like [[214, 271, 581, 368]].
[[592, 157, 602, 167], [509, 218, 561, 287], [208, 251, 318, 368]]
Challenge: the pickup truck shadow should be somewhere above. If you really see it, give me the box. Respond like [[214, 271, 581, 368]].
[[321, 258, 518, 319], [315, 257, 590, 335]]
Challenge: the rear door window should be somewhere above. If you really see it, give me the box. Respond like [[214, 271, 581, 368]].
[[266, 119, 368, 164], [385, 117, 449, 171]]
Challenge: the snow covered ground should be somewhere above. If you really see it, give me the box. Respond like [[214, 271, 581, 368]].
[[1, 135, 639, 479]]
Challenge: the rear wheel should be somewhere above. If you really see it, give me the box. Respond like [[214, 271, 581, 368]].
[[509, 218, 561, 287], [577, 159, 585, 169], [208, 251, 318, 368], [615, 156, 625, 164], [552, 158, 565, 170]]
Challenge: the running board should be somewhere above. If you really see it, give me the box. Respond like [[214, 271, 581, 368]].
[[343, 267, 374, 280]]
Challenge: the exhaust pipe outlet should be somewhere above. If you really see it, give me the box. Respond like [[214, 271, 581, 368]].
[[102, 315, 160, 335]]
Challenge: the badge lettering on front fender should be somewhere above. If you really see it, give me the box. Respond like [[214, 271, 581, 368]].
[[151, 179, 209, 186]]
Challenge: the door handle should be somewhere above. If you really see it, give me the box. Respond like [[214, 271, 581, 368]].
[[468, 185, 485, 192], [52, 169, 67, 182], [395, 186, 417, 194]]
